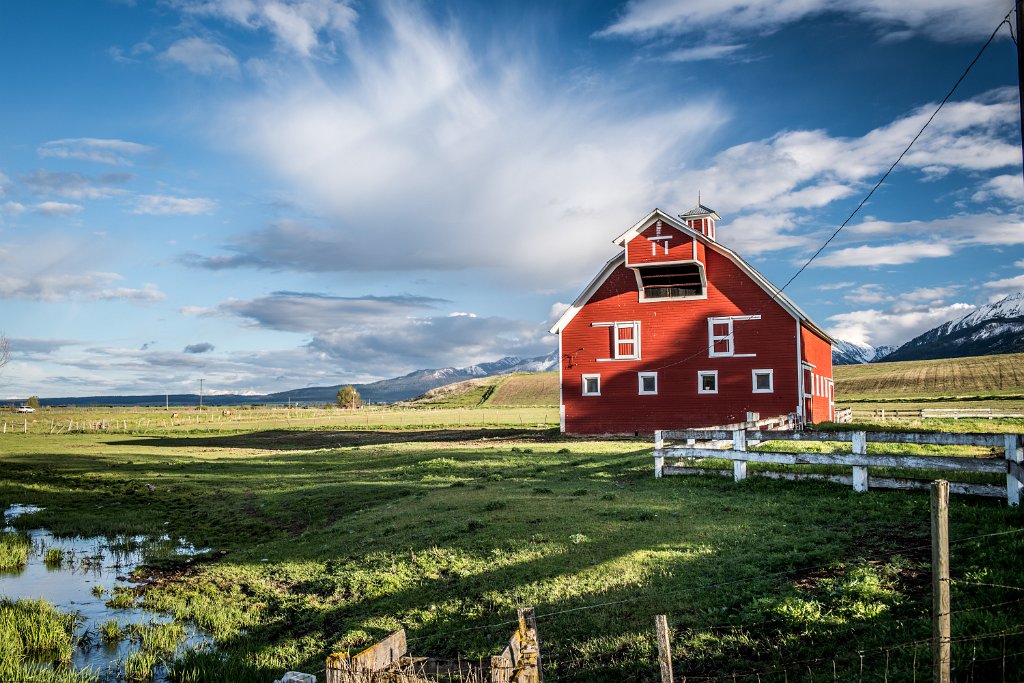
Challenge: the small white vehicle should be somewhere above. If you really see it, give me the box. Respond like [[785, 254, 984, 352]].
[[16, 405, 35, 413]]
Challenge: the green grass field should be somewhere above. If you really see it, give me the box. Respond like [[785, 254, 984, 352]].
[[1, 414, 1022, 682], [409, 372, 559, 408], [836, 352, 1024, 401]]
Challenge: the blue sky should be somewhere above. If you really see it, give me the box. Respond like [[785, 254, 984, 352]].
[[0, 0, 1021, 398]]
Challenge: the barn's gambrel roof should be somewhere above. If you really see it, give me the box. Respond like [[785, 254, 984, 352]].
[[550, 208, 834, 344]]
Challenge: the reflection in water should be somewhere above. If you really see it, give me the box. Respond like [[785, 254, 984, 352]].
[[1, 504, 213, 681]]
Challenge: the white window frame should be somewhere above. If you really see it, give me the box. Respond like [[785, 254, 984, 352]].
[[582, 374, 601, 396], [707, 315, 760, 358], [752, 369, 774, 394], [592, 321, 641, 361], [638, 372, 658, 395], [697, 370, 718, 395]]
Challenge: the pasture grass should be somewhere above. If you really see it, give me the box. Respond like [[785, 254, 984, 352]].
[[0, 598, 93, 683], [0, 420, 1022, 681], [835, 352, 1024, 400]]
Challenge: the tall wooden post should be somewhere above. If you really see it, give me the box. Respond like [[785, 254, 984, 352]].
[[732, 428, 747, 482], [654, 430, 665, 478], [655, 615, 674, 683], [931, 480, 951, 683], [1006, 434, 1023, 507], [852, 431, 868, 493]]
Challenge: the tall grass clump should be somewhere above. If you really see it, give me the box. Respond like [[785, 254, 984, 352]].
[[0, 531, 31, 571], [123, 650, 160, 681], [0, 597, 79, 661], [44, 547, 67, 568]]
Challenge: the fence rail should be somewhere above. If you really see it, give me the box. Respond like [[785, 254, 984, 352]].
[[654, 428, 1024, 506]]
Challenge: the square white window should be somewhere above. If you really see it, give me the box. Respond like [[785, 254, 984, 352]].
[[614, 322, 640, 360], [582, 374, 601, 396], [752, 369, 774, 393], [638, 372, 658, 395], [698, 370, 718, 394]]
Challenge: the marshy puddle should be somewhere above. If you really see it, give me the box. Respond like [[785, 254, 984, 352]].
[[1, 503, 213, 681]]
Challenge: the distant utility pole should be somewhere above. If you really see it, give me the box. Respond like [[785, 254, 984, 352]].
[[199, 378, 204, 410]]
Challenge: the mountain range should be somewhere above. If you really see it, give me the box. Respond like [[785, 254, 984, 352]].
[[833, 291, 1024, 365], [35, 352, 559, 408]]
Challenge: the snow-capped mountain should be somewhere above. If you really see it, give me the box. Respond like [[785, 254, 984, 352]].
[[882, 292, 1024, 362], [832, 340, 896, 365]]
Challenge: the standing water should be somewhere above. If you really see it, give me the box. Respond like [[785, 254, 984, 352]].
[[1, 504, 213, 681]]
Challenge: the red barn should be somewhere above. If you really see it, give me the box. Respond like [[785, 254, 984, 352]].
[[549, 206, 834, 434]]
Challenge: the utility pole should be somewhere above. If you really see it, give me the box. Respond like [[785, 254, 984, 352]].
[[931, 480, 951, 683], [199, 378, 204, 411], [1017, 0, 1024, 185]]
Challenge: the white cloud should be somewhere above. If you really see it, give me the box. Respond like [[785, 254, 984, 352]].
[[983, 273, 1024, 298], [813, 241, 953, 267], [1, 201, 26, 217], [96, 284, 166, 302], [33, 201, 83, 217], [179, 0, 357, 57], [816, 281, 856, 291], [21, 170, 131, 200], [184, 3, 725, 288], [207, 290, 553, 377], [972, 174, 1024, 203], [38, 138, 154, 166], [133, 194, 217, 215], [0, 243, 164, 303], [161, 37, 240, 76], [828, 301, 975, 347], [662, 44, 744, 62], [846, 213, 1024, 247], [675, 91, 1018, 223], [599, 0, 1010, 42]]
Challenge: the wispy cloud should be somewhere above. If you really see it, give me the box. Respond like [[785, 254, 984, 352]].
[[38, 138, 154, 166], [598, 0, 1010, 42], [813, 241, 954, 268], [662, 44, 744, 62], [161, 37, 240, 76], [179, 4, 725, 287], [33, 201, 83, 217], [177, 0, 358, 57], [133, 194, 217, 215], [20, 170, 132, 200], [183, 342, 215, 353]]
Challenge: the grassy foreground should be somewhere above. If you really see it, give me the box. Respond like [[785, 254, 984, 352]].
[[1, 422, 1022, 682]]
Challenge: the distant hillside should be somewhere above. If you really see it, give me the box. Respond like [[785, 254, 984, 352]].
[[881, 292, 1024, 362], [835, 352, 1024, 400], [32, 352, 559, 407], [410, 372, 559, 408]]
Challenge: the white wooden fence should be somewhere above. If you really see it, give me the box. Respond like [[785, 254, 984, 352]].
[[653, 428, 1024, 506]]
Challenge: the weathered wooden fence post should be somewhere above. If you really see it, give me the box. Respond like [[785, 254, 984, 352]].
[[732, 428, 747, 482], [851, 431, 868, 493], [931, 480, 951, 683], [654, 430, 664, 478], [655, 614, 674, 683], [1006, 434, 1023, 507]]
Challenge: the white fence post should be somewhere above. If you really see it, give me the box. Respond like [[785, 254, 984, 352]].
[[732, 429, 747, 482], [1006, 434, 1023, 507], [852, 431, 868, 493], [654, 430, 664, 479]]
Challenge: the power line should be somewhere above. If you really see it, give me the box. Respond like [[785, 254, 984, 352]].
[[642, 6, 1014, 376]]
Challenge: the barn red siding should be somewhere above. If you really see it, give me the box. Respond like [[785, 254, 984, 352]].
[[800, 324, 835, 423], [561, 247, 802, 434], [626, 224, 701, 266]]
